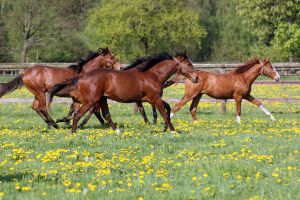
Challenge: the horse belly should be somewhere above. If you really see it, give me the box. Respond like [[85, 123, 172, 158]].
[[104, 79, 144, 103]]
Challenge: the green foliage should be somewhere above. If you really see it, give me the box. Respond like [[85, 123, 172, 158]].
[[211, 0, 254, 62], [83, 0, 206, 61], [237, 0, 300, 61]]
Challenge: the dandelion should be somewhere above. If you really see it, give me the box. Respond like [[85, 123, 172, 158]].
[[88, 183, 97, 191], [21, 186, 31, 191]]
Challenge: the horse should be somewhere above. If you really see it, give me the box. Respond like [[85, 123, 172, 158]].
[[170, 58, 280, 123], [48, 52, 198, 133], [60, 52, 194, 129], [0, 48, 121, 128]]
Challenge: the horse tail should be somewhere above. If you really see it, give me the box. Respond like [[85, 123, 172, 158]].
[[46, 76, 80, 110], [0, 74, 23, 97]]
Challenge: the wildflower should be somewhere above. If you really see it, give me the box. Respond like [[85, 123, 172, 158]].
[[21, 186, 31, 191], [88, 183, 97, 191]]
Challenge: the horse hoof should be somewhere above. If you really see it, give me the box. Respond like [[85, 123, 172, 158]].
[[171, 130, 179, 134]]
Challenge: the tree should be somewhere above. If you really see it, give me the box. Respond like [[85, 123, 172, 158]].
[[211, 0, 254, 61], [83, 0, 206, 61], [3, 0, 58, 62], [237, 0, 300, 61], [197, 0, 218, 61]]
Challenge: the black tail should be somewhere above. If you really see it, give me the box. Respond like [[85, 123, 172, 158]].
[[46, 76, 80, 109], [0, 75, 23, 97]]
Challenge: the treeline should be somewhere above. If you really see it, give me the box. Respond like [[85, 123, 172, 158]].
[[0, 0, 299, 63]]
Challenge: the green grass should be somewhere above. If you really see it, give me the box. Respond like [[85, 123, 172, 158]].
[[0, 99, 299, 199]]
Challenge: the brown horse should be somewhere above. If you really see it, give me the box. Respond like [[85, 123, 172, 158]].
[[0, 48, 121, 128], [170, 58, 280, 123], [48, 52, 198, 133]]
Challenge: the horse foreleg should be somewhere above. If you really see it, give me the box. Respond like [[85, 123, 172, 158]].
[[99, 97, 117, 131], [245, 95, 275, 121], [154, 99, 175, 132], [136, 102, 149, 124], [152, 105, 158, 124], [234, 96, 242, 124], [189, 94, 202, 121], [171, 95, 192, 118], [56, 104, 75, 124]]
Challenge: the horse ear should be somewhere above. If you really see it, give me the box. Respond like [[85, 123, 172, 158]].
[[266, 58, 269, 62], [184, 50, 187, 55]]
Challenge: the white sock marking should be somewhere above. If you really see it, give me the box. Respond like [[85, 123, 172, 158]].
[[170, 112, 174, 118], [259, 105, 271, 115], [116, 129, 121, 134], [237, 115, 241, 124]]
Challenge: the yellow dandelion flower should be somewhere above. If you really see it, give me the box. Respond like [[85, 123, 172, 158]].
[[272, 173, 279, 177], [88, 183, 97, 191], [21, 186, 31, 191]]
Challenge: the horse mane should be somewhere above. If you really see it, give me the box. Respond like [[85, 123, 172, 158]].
[[68, 50, 100, 73], [230, 58, 260, 74], [122, 52, 173, 72]]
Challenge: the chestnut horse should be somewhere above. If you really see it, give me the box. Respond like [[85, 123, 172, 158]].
[[0, 48, 121, 128], [170, 58, 280, 123], [48, 52, 198, 133]]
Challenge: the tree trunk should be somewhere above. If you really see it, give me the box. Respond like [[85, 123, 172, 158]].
[[21, 39, 29, 63]]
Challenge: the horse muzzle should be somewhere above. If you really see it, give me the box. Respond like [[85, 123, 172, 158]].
[[274, 77, 280, 82]]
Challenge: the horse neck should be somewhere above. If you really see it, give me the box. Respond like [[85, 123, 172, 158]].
[[240, 64, 262, 85], [147, 60, 179, 84], [81, 58, 104, 73]]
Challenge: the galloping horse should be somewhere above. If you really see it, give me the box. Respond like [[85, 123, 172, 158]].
[[48, 52, 198, 133], [170, 58, 280, 123], [0, 48, 121, 128]]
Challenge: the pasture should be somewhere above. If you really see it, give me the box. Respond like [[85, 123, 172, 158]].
[[0, 84, 299, 200]]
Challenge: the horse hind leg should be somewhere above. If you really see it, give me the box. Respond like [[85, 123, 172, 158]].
[[245, 95, 275, 121], [152, 105, 157, 124], [189, 93, 202, 121], [32, 98, 52, 128], [56, 104, 75, 124], [72, 102, 95, 133], [162, 100, 171, 131], [171, 95, 193, 118], [136, 102, 149, 124], [35, 93, 59, 128], [99, 97, 117, 131]]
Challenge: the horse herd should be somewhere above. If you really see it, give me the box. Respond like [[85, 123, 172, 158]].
[[0, 48, 280, 133]]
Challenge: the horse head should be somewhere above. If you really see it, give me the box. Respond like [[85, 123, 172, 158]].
[[174, 51, 198, 83], [260, 58, 280, 82]]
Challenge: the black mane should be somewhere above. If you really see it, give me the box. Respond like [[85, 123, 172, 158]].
[[122, 52, 173, 72], [68, 51, 100, 73]]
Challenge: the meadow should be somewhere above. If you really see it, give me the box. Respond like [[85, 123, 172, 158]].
[[0, 82, 299, 200]]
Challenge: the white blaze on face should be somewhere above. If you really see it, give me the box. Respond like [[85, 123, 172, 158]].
[[271, 64, 280, 81]]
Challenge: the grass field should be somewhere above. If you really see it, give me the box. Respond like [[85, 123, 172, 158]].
[[0, 82, 299, 199]]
